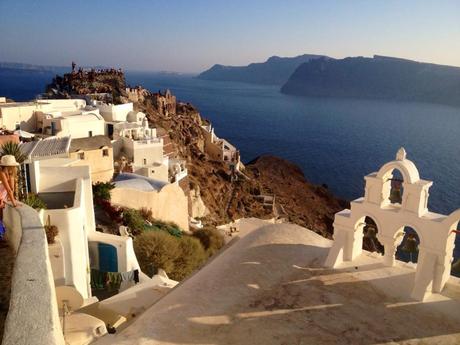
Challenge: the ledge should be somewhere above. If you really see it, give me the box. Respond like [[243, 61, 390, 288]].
[[2, 203, 64, 345]]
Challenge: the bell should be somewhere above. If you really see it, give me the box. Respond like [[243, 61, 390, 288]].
[[402, 234, 418, 253], [452, 259, 460, 275], [389, 188, 402, 204], [364, 225, 377, 239]]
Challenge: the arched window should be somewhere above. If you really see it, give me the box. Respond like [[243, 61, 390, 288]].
[[395, 227, 420, 263]]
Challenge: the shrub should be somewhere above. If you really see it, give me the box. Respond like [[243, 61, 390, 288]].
[[45, 225, 59, 244], [92, 182, 115, 201], [96, 199, 123, 224], [122, 208, 145, 236], [172, 236, 207, 281], [134, 231, 180, 277], [23, 193, 47, 210], [193, 227, 225, 256], [133, 231, 207, 281]]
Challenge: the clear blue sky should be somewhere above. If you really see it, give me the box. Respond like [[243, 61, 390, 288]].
[[0, 0, 459, 73]]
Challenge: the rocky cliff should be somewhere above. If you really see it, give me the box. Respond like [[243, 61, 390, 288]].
[[198, 54, 327, 86], [281, 55, 460, 107], [45, 70, 348, 238]]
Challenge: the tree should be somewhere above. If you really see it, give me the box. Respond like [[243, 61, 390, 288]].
[[1, 141, 26, 164], [172, 236, 207, 280], [92, 182, 115, 201], [134, 231, 180, 277]]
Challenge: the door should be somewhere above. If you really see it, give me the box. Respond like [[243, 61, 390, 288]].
[[98, 243, 118, 272]]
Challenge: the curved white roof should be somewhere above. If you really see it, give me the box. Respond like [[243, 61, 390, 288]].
[[114, 173, 167, 192]]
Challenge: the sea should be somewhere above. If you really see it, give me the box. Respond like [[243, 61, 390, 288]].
[[126, 72, 460, 214], [1, 69, 460, 220]]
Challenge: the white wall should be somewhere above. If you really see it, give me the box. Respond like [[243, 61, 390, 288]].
[[37, 99, 86, 112], [3, 204, 65, 345], [42, 115, 105, 139], [123, 138, 164, 166], [0, 103, 38, 131], [97, 103, 133, 122], [42, 178, 92, 299], [33, 164, 96, 233]]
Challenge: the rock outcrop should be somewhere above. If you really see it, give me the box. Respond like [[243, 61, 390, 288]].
[[198, 54, 327, 85]]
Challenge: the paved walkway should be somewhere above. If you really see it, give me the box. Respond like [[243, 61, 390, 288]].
[[0, 240, 15, 341]]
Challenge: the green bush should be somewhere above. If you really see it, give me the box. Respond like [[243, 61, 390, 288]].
[[23, 193, 47, 210], [134, 231, 207, 281], [122, 208, 145, 236], [193, 227, 225, 256], [92, 182, 115, 201], [172, 236, 207, 280], [134, 231, 180, 277]]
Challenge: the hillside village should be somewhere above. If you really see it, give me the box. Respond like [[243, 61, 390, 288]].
[[1, 66, 460, 345]]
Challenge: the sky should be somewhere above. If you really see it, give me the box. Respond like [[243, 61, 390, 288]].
[[0, 0, 459, 73]]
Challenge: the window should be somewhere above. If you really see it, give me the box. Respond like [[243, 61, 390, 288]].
[[78, 152, 85, 160], [143, 158, 147, 165], [15, 123, 20, 130], [88, 131, 93, 137], [102, 149, 109, 157]]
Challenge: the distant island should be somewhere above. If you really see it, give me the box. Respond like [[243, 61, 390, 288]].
[[197, 54, 326, 85], [281, 55, 460, 107]]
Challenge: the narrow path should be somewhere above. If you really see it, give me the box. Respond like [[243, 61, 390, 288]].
[[225, 185, 237, 216], [0, 240, 15, 341]]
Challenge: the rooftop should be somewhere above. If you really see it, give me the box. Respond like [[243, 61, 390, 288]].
[[70, 135, 112, 152], [19, 137, 71, 159], [114, 173, 168, 192], [96, 219, 460, 345], [0, 101, 39, 108]]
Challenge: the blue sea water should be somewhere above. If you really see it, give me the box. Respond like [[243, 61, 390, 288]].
[[2, 70, 460, 217], [124, 72, 460, 217]]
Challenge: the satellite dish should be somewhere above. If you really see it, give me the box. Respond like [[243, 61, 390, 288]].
[[55, 286, 84, 315]]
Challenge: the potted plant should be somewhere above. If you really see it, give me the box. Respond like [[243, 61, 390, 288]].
[[44, 215, 58, 244]]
